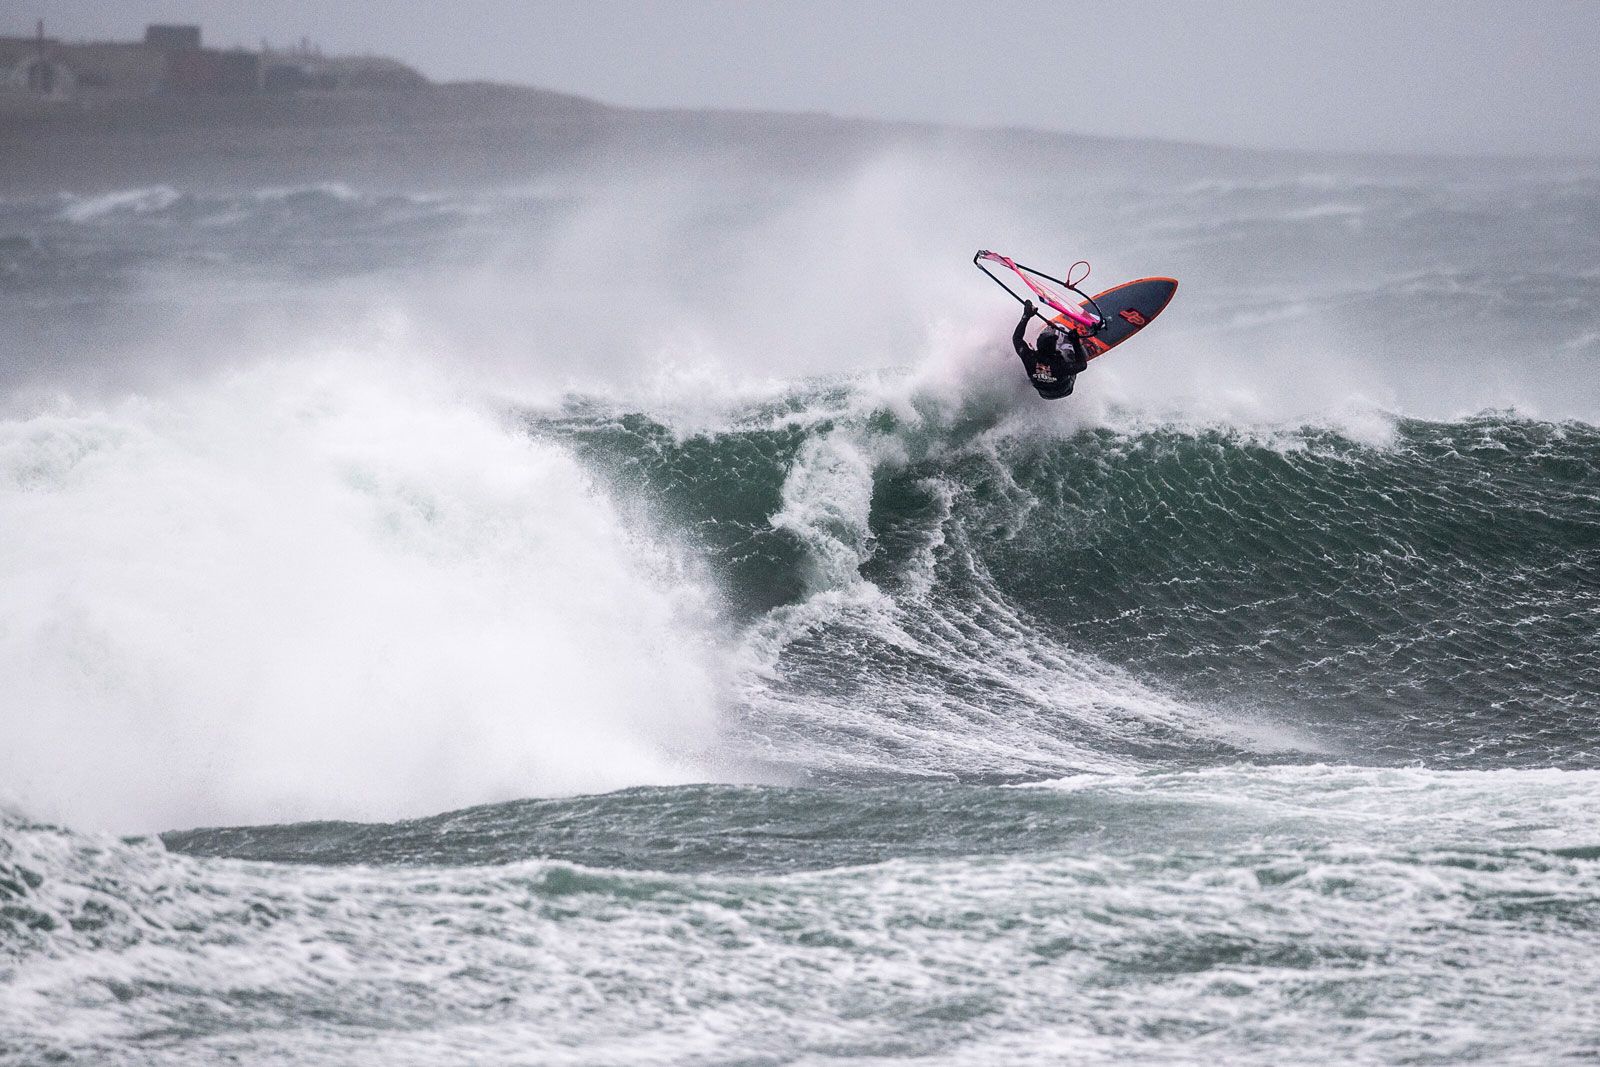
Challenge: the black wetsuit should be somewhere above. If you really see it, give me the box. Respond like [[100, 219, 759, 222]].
[[1013, 308, 1090, 399]]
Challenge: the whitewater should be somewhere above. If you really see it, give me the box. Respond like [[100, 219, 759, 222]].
[[2, 131, 1598, 1065]]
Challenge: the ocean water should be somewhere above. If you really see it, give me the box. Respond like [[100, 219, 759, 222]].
[[2, 135, 1599, 1064]]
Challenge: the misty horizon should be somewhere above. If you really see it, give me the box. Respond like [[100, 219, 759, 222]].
[[9, 0, 1599, 158]]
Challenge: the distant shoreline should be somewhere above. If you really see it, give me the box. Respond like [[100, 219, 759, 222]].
[[0, 80, 605, 130], [0, 79, 1012, 193], [0, 82, 626, 192], [2, 79, 1588, 196]]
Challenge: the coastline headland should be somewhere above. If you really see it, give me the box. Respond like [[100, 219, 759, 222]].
[[1, 79, 632, 191], [0, 20, 637, 191]]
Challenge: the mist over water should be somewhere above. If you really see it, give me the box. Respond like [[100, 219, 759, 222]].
[[2, 126, 1599, 1064]]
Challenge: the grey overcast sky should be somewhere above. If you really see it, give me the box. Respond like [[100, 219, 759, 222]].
[[7, 0, 1599, 156]]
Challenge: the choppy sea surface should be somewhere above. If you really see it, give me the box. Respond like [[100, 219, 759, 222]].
[[2, 137, 1599, 1064]]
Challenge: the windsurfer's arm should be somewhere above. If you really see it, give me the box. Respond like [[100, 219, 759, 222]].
[[1064, 336, 1090, 376], [1013, 300, 1034, 359]]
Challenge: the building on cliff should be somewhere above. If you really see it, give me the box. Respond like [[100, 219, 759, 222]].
[[0, 22, 424, 104]]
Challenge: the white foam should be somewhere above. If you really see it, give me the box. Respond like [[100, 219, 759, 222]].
[[56, 186, 181, 224], [768, 430, 886, 595], [250, 181, 362, 203], [5, 763, 1599, 1066], [0, 354, 727, 833]]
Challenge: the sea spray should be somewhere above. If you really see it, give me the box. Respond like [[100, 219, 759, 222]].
[[0, 355, 726, 831]]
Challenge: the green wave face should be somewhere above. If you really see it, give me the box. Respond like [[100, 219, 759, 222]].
[[541, 396, 1600, 775]]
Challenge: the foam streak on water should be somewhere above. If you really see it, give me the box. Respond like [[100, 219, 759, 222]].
[[4, 766, 1599, 1066]]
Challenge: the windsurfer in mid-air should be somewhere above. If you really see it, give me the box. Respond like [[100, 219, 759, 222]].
[[1013, 299, 1090, 399], [975, 249, 1177, 394]]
